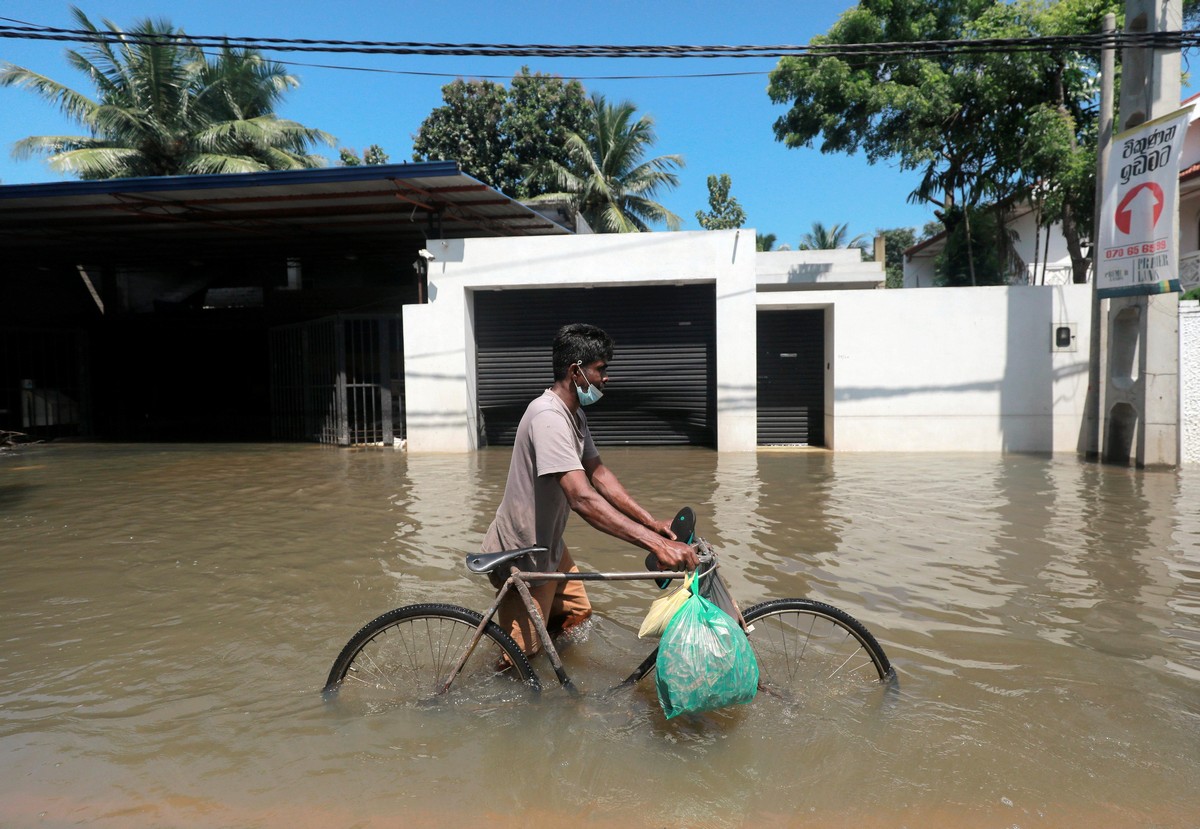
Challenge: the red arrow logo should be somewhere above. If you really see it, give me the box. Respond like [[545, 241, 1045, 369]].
[[1115, 182, 1164, 235]]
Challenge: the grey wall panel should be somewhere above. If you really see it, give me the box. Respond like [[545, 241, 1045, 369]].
[[474, 285, 715, 446]]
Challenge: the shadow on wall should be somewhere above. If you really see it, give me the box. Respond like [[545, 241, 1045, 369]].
[[1001, 286, 1056, 453], [834, 362, 1087, 401], [786, 264, 835, 281], [826, 286, 1085, 453]]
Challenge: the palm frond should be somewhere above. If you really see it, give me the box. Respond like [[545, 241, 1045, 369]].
[[0, 64, 100, 129], [4, 7, 331, 180]]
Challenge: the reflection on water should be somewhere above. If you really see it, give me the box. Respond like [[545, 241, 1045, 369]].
[[1, 443, 1198, 828]]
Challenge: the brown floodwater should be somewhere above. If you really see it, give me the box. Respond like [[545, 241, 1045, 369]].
[[1, 443, 1197, 828]]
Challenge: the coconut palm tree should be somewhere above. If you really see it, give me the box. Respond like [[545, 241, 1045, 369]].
[[534, 94, 684, 232], [798, 221, 866, 251], [0, 8, 333, 179]]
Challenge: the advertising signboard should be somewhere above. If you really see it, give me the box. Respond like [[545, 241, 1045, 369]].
[[1097, 106, 1193, 299]]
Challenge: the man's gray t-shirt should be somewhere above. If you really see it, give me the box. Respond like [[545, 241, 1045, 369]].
[[482, 389, 599, 573]]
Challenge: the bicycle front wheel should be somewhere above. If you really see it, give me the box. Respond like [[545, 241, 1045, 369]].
[[324, 603, 539, 704], [742, 599, 894, 699]]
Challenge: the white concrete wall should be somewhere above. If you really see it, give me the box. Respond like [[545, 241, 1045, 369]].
[[1005, 208, 1074, 285], [403, 229, 758, 452], [756, 249, 884, 290], [1179, 96, 1200, 169], [404, 228, 1095, 455], [1182, 300, 1200, 464], [1180, 188, 1200, 255], [757, 284, 1093, 452], [903, 246, 938, 288]]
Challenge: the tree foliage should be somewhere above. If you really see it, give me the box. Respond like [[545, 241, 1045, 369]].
[[756, 233, 778, 252], [696, 173, 746, 230], [877, 226, 917, 288], [411, 67, 588, 199], [534, 94, 684, 232], [0, 7, 333, 179], [798, 221, 865, 251], [767, 0, 1120, 284], [933, 205, 1023, 286], [1187, 0, 1200, 26], [339, 144, 389, 166]]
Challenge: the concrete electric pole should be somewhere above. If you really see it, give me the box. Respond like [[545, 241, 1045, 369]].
[[1098, 0, 1183, 467]]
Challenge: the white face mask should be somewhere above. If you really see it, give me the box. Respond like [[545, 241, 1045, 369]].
[[573, 361, 604, 406]]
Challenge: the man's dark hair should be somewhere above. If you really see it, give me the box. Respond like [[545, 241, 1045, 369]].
[[552, 323, 614, 381]]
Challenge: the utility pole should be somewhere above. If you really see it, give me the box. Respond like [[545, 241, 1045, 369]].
[[1098, 0, 1183, 467], [1086, 13, 1117, 461]]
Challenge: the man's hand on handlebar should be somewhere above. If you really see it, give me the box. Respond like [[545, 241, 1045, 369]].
[[649, 516, 677, 540], [652, 539, 698, 572]]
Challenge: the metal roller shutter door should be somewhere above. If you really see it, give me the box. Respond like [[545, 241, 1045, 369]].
[[757, 309, 825, 446], [475, 285, 715, 446]]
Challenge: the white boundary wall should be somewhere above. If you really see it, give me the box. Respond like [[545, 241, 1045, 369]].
[[1183, 300, 1200, 464], [758, 284, 1093, 453], [403, 230, 757, 452], [404, 230, 1094, 455]]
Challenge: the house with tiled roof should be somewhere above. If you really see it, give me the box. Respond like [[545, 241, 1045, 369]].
[[905, 93, 1200, 296]]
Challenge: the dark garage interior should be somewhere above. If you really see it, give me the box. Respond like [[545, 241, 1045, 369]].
[[0, 162, 572, 443]]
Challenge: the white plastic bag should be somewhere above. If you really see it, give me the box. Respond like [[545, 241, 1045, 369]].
[[638, 572, 694, 638]]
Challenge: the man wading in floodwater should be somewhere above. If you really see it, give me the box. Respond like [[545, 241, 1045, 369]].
[[482, 323, 699, 654]]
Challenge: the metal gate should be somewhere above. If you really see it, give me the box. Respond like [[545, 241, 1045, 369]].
[[269, 315, 403, 446], [757, 309, 825, 446], [474, 285, 716, 446], [0, 327, 88, 439]]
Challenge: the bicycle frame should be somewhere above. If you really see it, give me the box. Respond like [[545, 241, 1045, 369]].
[[437, 564, 691, 696], [326, 531, 894, 703]]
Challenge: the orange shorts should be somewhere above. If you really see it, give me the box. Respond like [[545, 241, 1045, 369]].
[[496, 545, 592, 655]]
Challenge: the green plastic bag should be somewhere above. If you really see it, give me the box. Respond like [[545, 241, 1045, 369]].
[[655, 587, 759, 719]]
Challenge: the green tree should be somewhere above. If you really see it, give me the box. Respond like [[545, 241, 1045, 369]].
[[0, 7, 333, 178], [934, 205, 1022, 286], [339, 144, 389, 166], [535, 94, 684, 233], [798, 221, 865, 251], [504, 68, 590, 197], [756, 233, 778, 252], [695, 173, 746, 230], [411, 78, 508, 187], [767, 0, 1118, 284], [877, 226, 916, 288], [411, 67, 588, 199]]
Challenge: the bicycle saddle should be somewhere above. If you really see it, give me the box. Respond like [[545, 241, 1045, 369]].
[[465, 546, 548, 574]]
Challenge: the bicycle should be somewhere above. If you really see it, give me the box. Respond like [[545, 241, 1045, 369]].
[[323, 507, 895, 708]]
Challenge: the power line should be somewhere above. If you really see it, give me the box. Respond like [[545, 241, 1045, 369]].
[[229, 58, 771, 82], [1, 17, 1199, 62]]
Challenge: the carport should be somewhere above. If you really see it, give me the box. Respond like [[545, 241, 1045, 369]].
[[0, 162, 572, 443]]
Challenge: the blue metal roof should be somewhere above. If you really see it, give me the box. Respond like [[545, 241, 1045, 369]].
[[0, 160, 466, 201], [0, 161, 572, 263]]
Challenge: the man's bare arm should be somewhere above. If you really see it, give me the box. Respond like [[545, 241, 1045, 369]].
[[558, 468, 696, 570], [583, 455, 675, 538]]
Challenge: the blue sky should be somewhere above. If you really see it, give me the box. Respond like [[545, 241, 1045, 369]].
[[2, 1, 946, 242]]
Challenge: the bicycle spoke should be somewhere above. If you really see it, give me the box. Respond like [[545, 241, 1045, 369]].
[[743, 600, 892, 702], [326, 604, 538, 704]]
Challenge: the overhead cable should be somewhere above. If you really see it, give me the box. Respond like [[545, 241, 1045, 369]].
[[0, 18, 1198, 60]]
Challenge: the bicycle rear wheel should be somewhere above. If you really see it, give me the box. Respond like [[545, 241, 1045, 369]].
[[742, 599, 894, 699], [324, 603, 539, 704]]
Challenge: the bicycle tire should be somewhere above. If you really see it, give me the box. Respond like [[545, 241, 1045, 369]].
[[741, 598, 894, 698], [323, 603, 539, 702]]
